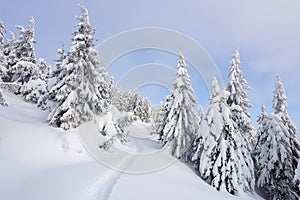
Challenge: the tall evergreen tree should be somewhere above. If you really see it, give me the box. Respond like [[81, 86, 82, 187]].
[[194, 77, 239, 194], [160, 52, 198, 160], [193, 77, 254, 194], [254, 77, 300, 199], [225, 49, 255, 192], [273, 76, 300, 167], [0, 20, 7, 80], [254, 108, 300, 199], [273, 76, 300, 173], [47, 6, 110, 130], [226, 49, 255, 142]]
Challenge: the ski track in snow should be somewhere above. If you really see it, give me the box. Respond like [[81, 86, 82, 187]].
[[81, 129, 147, 200], [81, 167, 122, 200]]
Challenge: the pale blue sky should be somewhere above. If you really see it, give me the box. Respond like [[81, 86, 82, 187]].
[[0, 0, 299, 129]]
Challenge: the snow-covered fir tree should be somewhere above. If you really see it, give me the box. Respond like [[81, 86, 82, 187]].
[[133, 96, 151, 122], [14, 16, 36, 63], [193, 77, 239, 194], [197, 105, 204, 125], [193, 77, 255, 194], [160, 52, 198, 160], [254, 76, 300, 199], [112, 88, 149, 117], [7, 16, 38, 93], [225, 49, 255, 192], [190, 105, 204, 167], [296, 161, 300, 190], [152, 101, 166, 136], [38, 46, 66, 110], [254, 106, 300, 199], [20, 58, 47, 103], [273, 76, 300, 165], [96, 64, 113, 113], [126, 91, 139, 112], [154, 95, 173, 139], [112, 87, 128, 112], [0, 20, 7, 80], [47, 6, 111, 130], [0, 87, 8, 107], [3, 31, 17, 80], [273, 76, 300, 177], [226, 49, 255, 142]]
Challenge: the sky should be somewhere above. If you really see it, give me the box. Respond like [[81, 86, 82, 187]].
[[0, 0, 299, 129]]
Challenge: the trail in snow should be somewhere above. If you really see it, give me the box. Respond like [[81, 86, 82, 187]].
[[73, 121, 156, 200], [0, 93, 262, 200]]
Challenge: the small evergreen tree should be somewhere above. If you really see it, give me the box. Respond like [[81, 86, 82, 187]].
[[38, 46, 66, 110], [133, 96, 151, 122], [20, 58, 47, 103], [0, 87, 8, 107], [160, 52, 198, 160], [152, 101, 167, 136]]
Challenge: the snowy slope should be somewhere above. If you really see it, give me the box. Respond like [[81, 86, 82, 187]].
[[0, 93, 262, 200]]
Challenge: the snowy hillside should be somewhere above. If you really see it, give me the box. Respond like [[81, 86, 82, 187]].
[[0, 93, 262, 200]]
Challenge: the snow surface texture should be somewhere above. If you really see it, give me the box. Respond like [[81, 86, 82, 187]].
[[0, 93, 262, 200]]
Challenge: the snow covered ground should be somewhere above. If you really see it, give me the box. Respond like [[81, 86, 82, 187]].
[[0, 93, 262, 200]]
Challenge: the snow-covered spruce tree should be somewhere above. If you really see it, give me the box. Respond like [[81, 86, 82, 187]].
[[160, 52, 198, 160], [0, 87, 8, 107], [8, 17, 38, 93], [157, 95, 173, 140], [20, 58, 47, 103], [225, 49, 255, 192], [133, 96, 151, 122], [37, 46, 67, 110], [3, 31, 17, 81], [152, 100, 168, 136], [254, 106, 300, 200], [0, 20, 7, 80], [112, 87, 128, 112], [112, 88, 147, 114], [47, 6, 111, 130], [126, 91, 139, 112], [273, 76, 300, 170], [253, 76, 300, 199], [226, 49, 255, 142], [96, 64, 113, 113], [193, 77, 239, 194], [190, 105, 204, 167], [296, 161, 300, 190]]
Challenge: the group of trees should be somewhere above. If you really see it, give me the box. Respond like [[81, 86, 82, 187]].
[[0, 7, 150, 137], [154, 50, 300, 199], [0, 5, 299, 199]]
